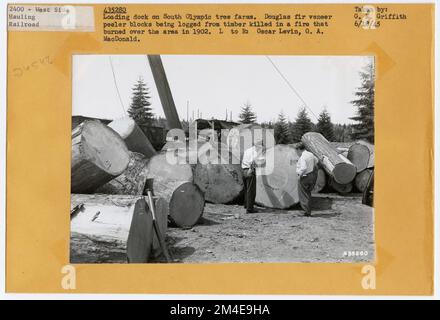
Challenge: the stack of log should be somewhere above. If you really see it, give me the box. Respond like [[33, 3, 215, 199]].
[[301, 134, 374, 195]]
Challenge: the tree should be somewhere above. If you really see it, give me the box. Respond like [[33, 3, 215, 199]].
[[350, 62, 375, 143], [274, 111, 290, 144], [333, 123, 353, 142], [128, 77, 154, 126], [238, 101, 257, 124], [316, 108, 335, 141], [290, 107, 314, 142]]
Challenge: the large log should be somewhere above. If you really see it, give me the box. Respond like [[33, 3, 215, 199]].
[[347, 141, 374, 172], [312, 168, 326, 193], [95, 152, 149, 196], [193, 142, 244, 204], [301, 132, 357, 185], [108, 117, 157, 158], [256, 144, 300, 209], [70, 194, 167, 263], [146, 152, 205, 228], [147, 55, 182, 130], [354, 169, 373, 192], [71, 120, 130, 194]]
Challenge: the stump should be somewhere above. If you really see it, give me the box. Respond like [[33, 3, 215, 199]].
[[355, 169, 373, 192], [312, 168, 326, 193], [95, 152, 149, 196], [301, 132, 356, 184], [108, 117, 157, 158], [70, 194, 167, 263], [146, 152, 205, 228], [256, 144, 300, 209], [71, 120, 130, 194]]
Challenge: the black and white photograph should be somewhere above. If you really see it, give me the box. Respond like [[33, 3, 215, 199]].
[[70, 54, 375, 264]]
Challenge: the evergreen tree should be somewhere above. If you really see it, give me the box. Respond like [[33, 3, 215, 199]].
[[290, 107, 314, 142], [128, 77, 154, 126], [316, 108, 335, 141], [274, 111, 290, 144], [238, 102, 257, 124], [350, 62, 375, 143]]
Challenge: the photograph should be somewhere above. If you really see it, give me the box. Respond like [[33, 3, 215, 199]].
[[70, 54, 375, 264]]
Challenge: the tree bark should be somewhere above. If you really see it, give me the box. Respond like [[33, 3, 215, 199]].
[[147, 55, 182, 130], [145, 152, 204, 228], [301, 132, 357, 184], [355, 169, 373, 192], [71, 120, 130, 194], [70, 194, 166, 263], [95, 152, 149, 196], [256, 144, 300, 209], [108, 117, 157, 158]]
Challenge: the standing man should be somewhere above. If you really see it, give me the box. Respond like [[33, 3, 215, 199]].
[[296, 143, 319, 216], [242, 140, 264, 213]]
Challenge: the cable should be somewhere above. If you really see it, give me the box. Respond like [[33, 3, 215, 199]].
[[265, 56, 318, 121], [108, 56, 126, 115]]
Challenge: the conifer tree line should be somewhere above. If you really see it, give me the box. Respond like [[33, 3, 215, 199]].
[[126, 60, 374, 145]]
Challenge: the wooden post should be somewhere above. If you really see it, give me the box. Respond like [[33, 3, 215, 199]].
[[301, 132, 357, 185], [147, 55, 182, 130], [71, 120, 130, 194]]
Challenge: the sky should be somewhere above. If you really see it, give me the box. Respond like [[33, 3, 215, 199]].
[[72, 54, 373, 124]]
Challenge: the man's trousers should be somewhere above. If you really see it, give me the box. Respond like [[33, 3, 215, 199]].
[[298, 169, 318, 215], [243, 169, 256, 212]]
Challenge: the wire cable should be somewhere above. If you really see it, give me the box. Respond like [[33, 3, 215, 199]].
[[108, 56, 126, 115], [265, 56, 318, 121]]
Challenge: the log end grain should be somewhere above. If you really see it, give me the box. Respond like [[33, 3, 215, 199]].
[[347, 143, 370, 173], [333, 162, 357, 185], [169, 182, 205, 228]]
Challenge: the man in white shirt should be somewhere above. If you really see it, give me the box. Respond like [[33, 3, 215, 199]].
[[296, 142, 319, 216], [242, 140, 264, 213]]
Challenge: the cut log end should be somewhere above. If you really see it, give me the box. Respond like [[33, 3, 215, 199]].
[[169, 182, 205, 228], [355, 169, 373, 192], [347, 143, 370, 172], [333, 162, 357, 185]]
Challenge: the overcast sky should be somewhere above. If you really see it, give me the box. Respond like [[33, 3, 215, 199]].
[[72, 54, 372, 124]]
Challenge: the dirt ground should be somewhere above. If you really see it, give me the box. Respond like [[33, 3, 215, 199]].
[[165, 193, 374, 263]]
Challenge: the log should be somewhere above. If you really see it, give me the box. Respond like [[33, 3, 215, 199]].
[[354, 169, 373, 192], [71, 120, 130, 194], [256, 144, 300, 209], [312, 168, 326, 193], [146, 152, 205, 228], [301, 132, 356, 185], [328, 178, 353, 195], [70, 194, 167, 263], [95, 152, 149, 196], [147, 55, 182, 130], [108, 117, 157, 158], [347, 142, 371, 172], [193, 142, 244, 204]]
